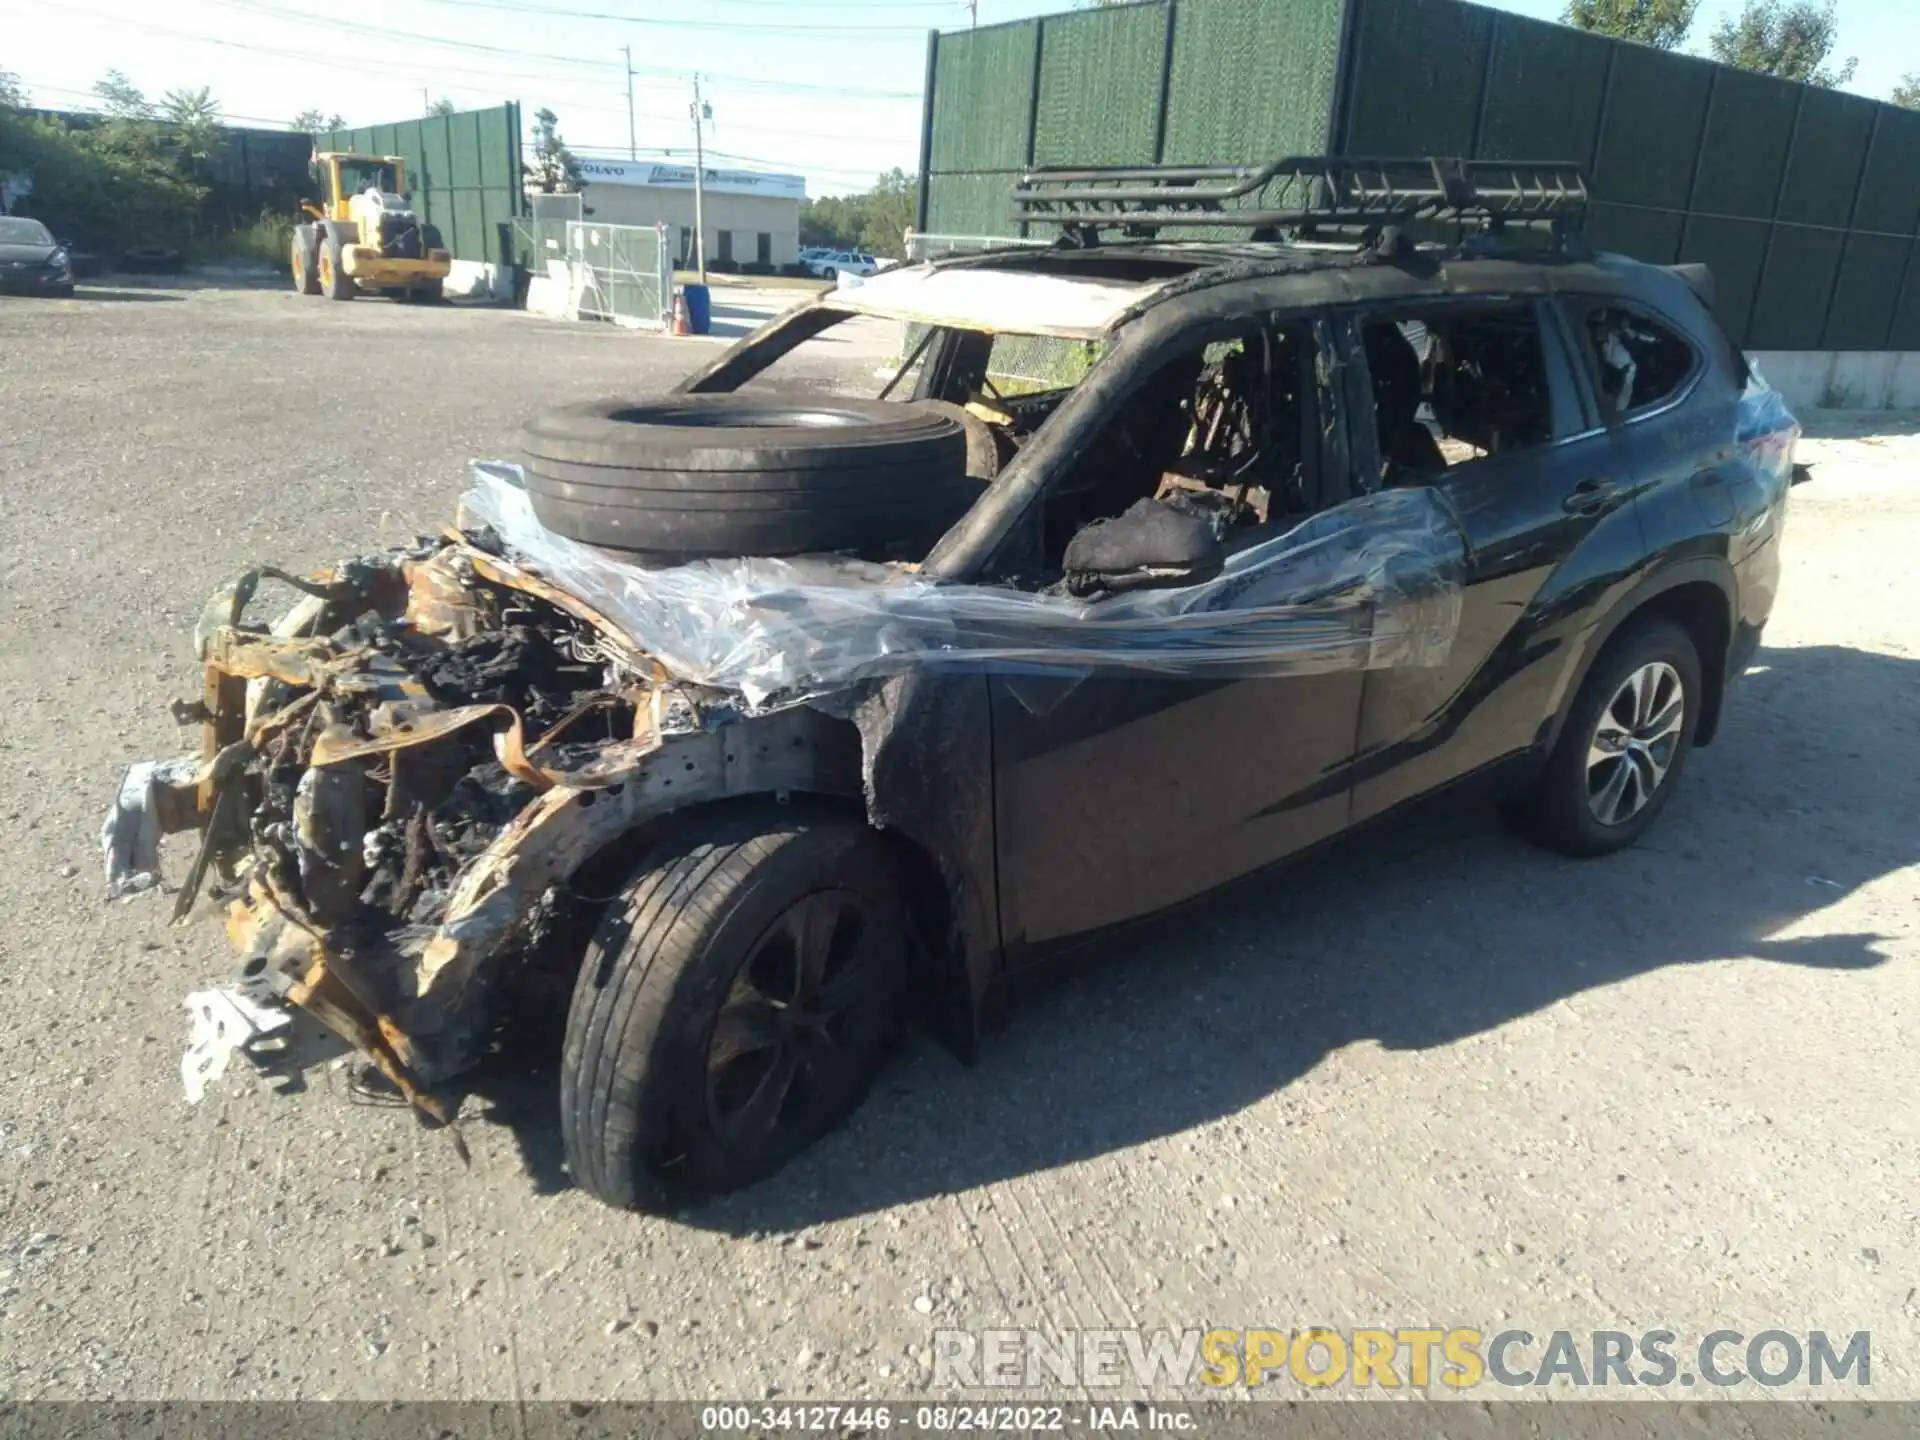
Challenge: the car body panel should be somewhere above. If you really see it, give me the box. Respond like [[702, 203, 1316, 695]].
[[110, 236, 1797, 1119]]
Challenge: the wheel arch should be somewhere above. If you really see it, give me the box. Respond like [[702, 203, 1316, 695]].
[[425, 702, 986, 1080], [1544, 561, 1737, 757]]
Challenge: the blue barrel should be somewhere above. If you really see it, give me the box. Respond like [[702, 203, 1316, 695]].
[[681, 283, 712, 335]]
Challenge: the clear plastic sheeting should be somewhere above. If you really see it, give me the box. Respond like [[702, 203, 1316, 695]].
[[463, 464, 1468, 710], [1738, 363, 1802, 463]]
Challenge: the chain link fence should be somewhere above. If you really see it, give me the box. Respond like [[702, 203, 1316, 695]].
[[517, 211, 674, 331]]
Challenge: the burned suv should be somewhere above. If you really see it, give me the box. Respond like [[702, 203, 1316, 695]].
[[105, 158, 1797, 1211]]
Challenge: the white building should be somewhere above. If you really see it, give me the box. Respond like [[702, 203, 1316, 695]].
[[575, 158, 806, 269]]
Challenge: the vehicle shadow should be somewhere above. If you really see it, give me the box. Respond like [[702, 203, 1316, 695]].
[[468, 641, 1913, 1220], [69, 288, 187, 303]]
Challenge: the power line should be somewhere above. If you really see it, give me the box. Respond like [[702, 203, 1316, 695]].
[[207, 0, 930, 62], [29, 0, 924, 99], [404, 0, 939, 35], [18, 81, 299, 129]]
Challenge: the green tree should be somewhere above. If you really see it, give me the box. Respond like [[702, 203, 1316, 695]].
[[292, 109, 346, 134], [1708, 0, 1856, 86], [162, 86, 222, 167], [799, 169, 919, 257], [1893, 74, 1920, 109], [0, 70, 26, 109], [426, 96, 457, 118], [1562, 0, 1697, 49], [92, 69, 154, 120], [530, 107, 581, 193]]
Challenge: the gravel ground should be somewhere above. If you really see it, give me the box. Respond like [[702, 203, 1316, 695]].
[[0, 284, 1913, 1406]]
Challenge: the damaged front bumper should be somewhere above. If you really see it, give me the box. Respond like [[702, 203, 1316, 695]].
[[105, 527, 841, 1119]]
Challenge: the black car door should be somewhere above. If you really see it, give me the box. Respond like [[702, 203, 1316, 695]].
[[1345, 297, 1644, 822], [990, 317, 1368, 951]]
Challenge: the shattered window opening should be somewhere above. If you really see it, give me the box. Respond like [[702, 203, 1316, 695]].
[[1033, 320, 1319, 588], [1361, 306, 1555, 484], [1582, 304, 1698, 419]]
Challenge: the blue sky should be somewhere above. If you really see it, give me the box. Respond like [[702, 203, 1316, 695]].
[[3, 0, 1913, 197]]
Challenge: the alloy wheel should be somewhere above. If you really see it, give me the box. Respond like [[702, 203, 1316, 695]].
[[704, 888, 888, 1154], [1586, 660, 1685, 826]]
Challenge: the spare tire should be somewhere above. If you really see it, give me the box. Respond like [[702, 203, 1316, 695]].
[[519, 395, 984, 558]]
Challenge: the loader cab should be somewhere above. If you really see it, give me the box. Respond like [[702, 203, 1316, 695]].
[[311, 152, 407, 221]]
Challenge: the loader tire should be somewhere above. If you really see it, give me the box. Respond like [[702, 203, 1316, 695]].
[[290, 224, 321, 295], [318, 226, 356, 301], [518, 395, 982, 559]]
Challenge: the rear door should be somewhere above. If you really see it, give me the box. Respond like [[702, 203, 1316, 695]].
[[1345, 298, 1642, 821]]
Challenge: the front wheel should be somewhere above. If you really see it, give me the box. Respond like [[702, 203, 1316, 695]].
[[1519, 617, 1702, 857], [318, 228, 355, 301], [561, 806, 908, 1209]]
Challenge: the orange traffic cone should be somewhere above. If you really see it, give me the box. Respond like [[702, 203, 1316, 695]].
[[671, 291, 690, 336]]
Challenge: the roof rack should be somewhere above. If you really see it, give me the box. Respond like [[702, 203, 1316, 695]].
[[1010, 155, 1589, 246]]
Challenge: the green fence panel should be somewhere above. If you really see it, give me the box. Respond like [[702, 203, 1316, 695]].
[[1033, 5, 1168, 167], [1475, 12, 1609, 166], [926, 171, 1023, 237], [1590, 46, 1714, 212], [1888, 249, 1920, 350], [1823, 232, 1910, 350], [1853, 104, 1920, 238], [929, 22, 1041, 173], [1587, 203, 1684, 266], [319, 105, 520, 264], [1162, 0, 1343, 165], [1747, 224, 1845, 350], [1691, 66, 1798, 220], [1342, 0, 1492, 157], [1777, 86, 1876, 229], [1677, 214, 1769, 346]]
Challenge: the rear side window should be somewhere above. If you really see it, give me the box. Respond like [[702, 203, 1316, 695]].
[[1581, 306, 1697, 418], [1359, 305, 1555, 486]]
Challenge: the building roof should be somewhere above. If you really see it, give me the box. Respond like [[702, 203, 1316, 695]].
[[574, 158, 806, 200]]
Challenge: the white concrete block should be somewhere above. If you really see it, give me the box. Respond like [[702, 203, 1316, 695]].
[[1749, 351, 1920, 411]]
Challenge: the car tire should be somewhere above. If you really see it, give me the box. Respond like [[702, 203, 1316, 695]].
[[1520, 617, 1702, 857], [560, 806, 908, 1210], [290, 225, 321, 295], [519, 394, 979, 558], [318, 226, 356, 301]]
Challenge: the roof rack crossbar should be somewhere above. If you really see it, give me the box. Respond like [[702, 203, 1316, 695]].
[[1011, 155, 1589, 239]]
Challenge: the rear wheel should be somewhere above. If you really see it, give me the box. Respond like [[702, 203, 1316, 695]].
[[560, 807, 908, 1210], [290, 225, 320, 295], [318, 229, 355, 301], [1519, 618, 1701, 856]]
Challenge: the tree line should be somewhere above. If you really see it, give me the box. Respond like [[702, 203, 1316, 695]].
[[799, 168, 916, 258]]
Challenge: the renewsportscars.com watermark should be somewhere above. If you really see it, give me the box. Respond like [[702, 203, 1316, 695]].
[[933, 1327, 1872, 1393]]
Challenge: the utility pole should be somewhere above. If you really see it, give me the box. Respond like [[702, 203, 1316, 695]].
[[621, 46, 637, 161], [965, 0, 977, 27], [690, 73, 710, 283], [420, 86, 430, 116]]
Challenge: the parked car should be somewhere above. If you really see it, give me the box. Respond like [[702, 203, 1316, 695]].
[[109, 157, 1797, 1211], [805, 248, 879, 279], [0, 216, 75, 297]]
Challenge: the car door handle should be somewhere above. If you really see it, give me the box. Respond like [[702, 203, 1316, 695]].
[[1562, 479, 1618, 516]]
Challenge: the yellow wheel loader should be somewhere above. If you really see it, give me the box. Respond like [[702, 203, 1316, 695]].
[[290, 152, 452, 303]]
